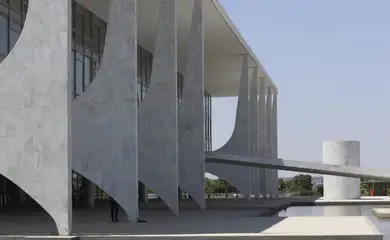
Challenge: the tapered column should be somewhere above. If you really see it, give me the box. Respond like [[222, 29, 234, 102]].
[[265, 87, 273, 197], [269, 93, 279, 197], [249, 68, 260, 199], [206, 54, 251, 199], [72, 0, 138, 222], [258, 78, 267, 197], [178, 0, 205, 210], [138, 0, 179, 215], [0, 0, 72, 235]]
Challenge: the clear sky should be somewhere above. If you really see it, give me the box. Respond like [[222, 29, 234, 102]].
[[212, 0, 390, 177]]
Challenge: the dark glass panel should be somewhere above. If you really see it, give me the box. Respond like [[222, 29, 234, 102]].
[[9, 0, 21, 12], [22, 0, 27, 15], [84, 56, 91, 88], [84, 11, 91, 38], [0, 12, 7, 56], [99, 22, 106, 55], [9, 29, 19, 50], [75, 10, 83, 45], [137, 46, 141, 83], [10, 9, 21, 24], [0, 3, 7, 15], [91, 21, 99, 55], [75, 56, 83, 95]]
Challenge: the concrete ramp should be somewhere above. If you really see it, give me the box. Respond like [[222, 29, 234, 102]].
[[205, 152, 390, 181]]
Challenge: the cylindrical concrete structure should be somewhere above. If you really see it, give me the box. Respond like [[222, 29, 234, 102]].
[[323, 205, 362, 216], [323, 141, 361, 200]]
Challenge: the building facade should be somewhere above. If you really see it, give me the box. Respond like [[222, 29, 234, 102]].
[[0, 0, 278, 235]]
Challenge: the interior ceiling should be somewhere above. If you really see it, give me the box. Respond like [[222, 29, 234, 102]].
[[76, 0, 275, 97]]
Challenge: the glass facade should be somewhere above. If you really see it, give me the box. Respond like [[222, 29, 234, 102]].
[[136, 45, 184, 105], [204, 92, 212, 151], [0, 0, 28, 63], [71, 1, 106, 98], [0, 0, 212, 202]]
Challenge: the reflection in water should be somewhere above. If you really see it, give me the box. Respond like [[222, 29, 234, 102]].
[[279, 205, 390, 239]]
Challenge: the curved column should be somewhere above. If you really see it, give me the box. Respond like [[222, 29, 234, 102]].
[[178, 0, 205, 210], [138, 0, 179, 215], [72, 0, 138, 222], [269, 93, 279, 197], [0, 0, 72, 235], [249, 68, 260, 199], [258, 78, 267, 197], [323, 141, 361, 200], [265, 87, 273, 197], [206, 54, 251, 199]]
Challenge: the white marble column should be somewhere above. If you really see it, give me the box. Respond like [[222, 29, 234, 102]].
[[0, 0, 72, 235], [265, 87, 273, 197], [206, 54, 251, 199], [138, 0, 179, 215], [270, 93, 279, 197], [258, 78, 267, 197], [72, 0, 138, 222], [178, 0, 205, 210], [249, 68, 260, 199]]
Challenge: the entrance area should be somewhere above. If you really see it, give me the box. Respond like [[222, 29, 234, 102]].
[[0, 175, 39, 212]]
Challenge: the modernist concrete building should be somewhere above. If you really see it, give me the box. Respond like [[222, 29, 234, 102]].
[[0, 0, 279, 235]]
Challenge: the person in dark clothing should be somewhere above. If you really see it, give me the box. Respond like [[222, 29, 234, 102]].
[[109, 196, 119, 222]]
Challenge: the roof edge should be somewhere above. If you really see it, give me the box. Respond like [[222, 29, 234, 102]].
[[210, 0, 278, 93]]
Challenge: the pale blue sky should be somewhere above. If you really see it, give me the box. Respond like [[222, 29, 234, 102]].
[[212, 0, 390, 177]]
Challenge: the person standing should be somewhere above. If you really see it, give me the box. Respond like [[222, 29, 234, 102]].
[[109, 196, 119, 222]]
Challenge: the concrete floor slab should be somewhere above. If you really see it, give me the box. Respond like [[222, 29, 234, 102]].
[[0, 208, 383, 239], [79, 216, 382, 239], [372, 208, 390, 218]]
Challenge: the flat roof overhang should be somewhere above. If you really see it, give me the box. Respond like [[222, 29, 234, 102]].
[[76, 0, 277, 97]]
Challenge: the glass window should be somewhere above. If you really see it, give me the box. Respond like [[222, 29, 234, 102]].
[[84, 11, 91, 38], [137, 46, 141, 83], [75, 10, 83, 45], [75, 53, 84, 95], [145, 52, 152, 87], [10, 0, 21, 11], [91, 21, 99, 55], [9, 29, 20, 50], [99, 22, 106, 55], [10, 9, 22, 24], [137, 82, 142, 104], [71, 50, 75, 98], [84, 56, 91, 88], [22, 0, 28, 15], [0, 12, 7, 56]]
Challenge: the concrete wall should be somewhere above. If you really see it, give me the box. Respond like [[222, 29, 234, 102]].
[[178, 0, 205, 210], [323, 141, 361, 200], [0, 0, 72, 235], [138, 0, 179, 215], [206, 55, 251, 199], [72, 0, 138, 222]]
